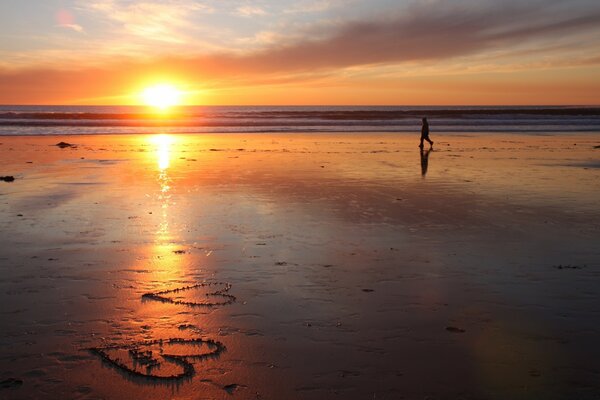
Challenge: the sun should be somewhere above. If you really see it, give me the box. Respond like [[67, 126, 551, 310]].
[[142, 84, 182, 110]]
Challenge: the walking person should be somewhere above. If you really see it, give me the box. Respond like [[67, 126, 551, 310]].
[[419, 117, 434, 148]]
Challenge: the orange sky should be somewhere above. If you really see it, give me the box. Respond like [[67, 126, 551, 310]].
[[1, 0, 600, 105]]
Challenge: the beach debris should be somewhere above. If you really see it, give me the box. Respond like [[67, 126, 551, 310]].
[[17, 214, 23, 217], [223, 383, 246, 394], [89, 337, 225, 381], [142, 281, 236, 307], [172, 249, 187, 254], [0, 176, 15, 182], [55, 141, 75, 148], [275, 261, 287, 266], [362, 288, 375, 292], [554, 264, 585, 269], [0, 378, 23, 389], [594, 145, 600, 149], [446, 326, 466, 333]]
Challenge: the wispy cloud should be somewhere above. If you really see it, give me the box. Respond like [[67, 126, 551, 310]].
[[5, 0, 598, 70], [284, 0, 353, 14], [236, 5, 268, 17], [1, 0, 600, 104], [55, 9, 85, 33], [80, 0, 213, 43], [237, 0, 600, 71], [56, 23, 85, 33]]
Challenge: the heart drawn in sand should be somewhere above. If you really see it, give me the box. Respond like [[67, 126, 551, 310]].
[[90, 338, 225, 381], [142, 281, 236, 307]]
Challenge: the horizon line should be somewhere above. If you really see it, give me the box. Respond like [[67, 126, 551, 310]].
[[1, 104, 600, 108]]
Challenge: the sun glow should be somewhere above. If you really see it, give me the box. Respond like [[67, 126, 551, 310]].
[[142, 84, 182, 110]]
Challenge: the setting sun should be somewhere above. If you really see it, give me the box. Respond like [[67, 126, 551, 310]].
[[142, 84, 182, 110]]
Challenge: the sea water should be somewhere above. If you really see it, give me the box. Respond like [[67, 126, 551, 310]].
[[0, 105, 599, 135]]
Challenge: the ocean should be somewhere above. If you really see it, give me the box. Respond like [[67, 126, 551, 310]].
[[0, 105, 599, 135]]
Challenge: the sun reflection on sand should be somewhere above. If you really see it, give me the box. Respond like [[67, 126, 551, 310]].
[[154, 134, 174, 171], [148, 134, 185, 278], [152, 134, 174, 242]]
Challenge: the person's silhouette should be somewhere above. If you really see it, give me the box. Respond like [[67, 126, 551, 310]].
[[419, 117, 434, 148], [420, 147, 431, 177]]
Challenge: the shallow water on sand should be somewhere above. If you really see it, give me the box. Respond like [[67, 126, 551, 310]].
[[0, 133, 599, 399]]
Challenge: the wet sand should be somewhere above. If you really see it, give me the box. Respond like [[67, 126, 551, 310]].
[[0, 133, 599, 399]]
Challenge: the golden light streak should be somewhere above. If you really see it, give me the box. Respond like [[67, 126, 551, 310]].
[[152, 134, 174, 171]]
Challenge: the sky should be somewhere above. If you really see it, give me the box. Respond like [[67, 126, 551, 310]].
[[1, 0, 600, 105]]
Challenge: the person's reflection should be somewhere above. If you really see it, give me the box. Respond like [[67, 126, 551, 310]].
[[420, 148, 432, 177]]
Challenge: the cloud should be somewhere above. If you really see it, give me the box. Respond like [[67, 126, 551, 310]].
[[81, 0, 213, 43], [2, 0, 600, 104], [111, 0, 599, 76], [284, 0, 354, 14], [55, 9, 85, 33], [7, 0, 600, 71], [232, 0, 600, 72], [56, 23, 85, 33], [236, 6, 268, 17]]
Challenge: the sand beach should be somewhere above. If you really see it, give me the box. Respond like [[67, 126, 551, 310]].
[[1, 132, 599, 399]]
